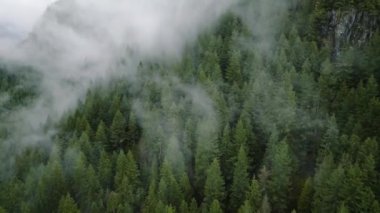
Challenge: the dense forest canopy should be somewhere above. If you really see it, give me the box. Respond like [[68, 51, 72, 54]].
[[0, 0, 379, 212]]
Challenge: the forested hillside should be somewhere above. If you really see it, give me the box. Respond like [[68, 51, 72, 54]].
[[0, 0, 379, 212]]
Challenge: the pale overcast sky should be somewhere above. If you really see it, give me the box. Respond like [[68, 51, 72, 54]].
[[0, 0, 56, 50], [0, 0, 56, 31]]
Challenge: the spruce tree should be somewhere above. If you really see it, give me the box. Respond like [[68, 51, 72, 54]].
[[297, 177, 313, 213], [225, 50, 242, 84], [36, 159, 66, 212], [58, 194, 80, 213], [246, 178, 262, 212], [204, 159, 225, 206], [267, 141, 292, 212], [238, 201, 253, 213], [209, 200, 223, 213], [110, 110, 126, 150], [95, 121, 107, 147], [98, 150, 112, 188], [230, 145, 250, 211], [114, 151, 128, 188]]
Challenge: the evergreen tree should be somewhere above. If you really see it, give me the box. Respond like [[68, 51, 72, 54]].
[[126, 111, 139, 146], [36, 159, 66, 212], [123, 150, 141, 209], [220, 124, 234, 183], [313, 156, 344, 213], [246, 178, 262, 212], [342, 164, 376, 212], [319, 116, 339, 160], [204, 159, 225, 206], [267, 140, 292, 212], [179, 200, 189, 213], [143, 180, 158, 213], [108, 95, 121, 124], [157, 172, 169, 204], [238, 201, 253, 213], [97, 150, 112, 188], [260, 195, 271, 213], [110, 110, 126, 149], [297, 178, 313, 213], [106, 191, 120, 213], [58, 194, 80, 213], [318, 59, 336, 111], [157, 160, 182, 207], [125, 150, 140, 187], [234, 118, 248, 148], [77, 165, 101, 211], [230, 145, 250, 211], [225, 50, 242, 84], [78, 132, 93, 164], [194, 122, 219, 191], [209, 200, 223, 213], [338, 202, 349, 213], [180, 172, 192, 201], [0, 178, 23, 212], [95, 121, 107, 148], [114, 151, 128, 188], [188, 198, 198, 213]]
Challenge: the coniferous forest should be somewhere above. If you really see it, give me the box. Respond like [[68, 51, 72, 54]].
[[0, 0, 380, 212]]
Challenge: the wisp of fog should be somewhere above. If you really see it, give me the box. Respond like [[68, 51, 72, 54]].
[[0, 0, 235, 177]]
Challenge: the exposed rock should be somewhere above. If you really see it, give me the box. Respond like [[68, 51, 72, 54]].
[[321, 9, 379, 60]]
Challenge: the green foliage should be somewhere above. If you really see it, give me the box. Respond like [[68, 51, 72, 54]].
[[267, 140, 292, 212], [0, 207, 6, 213], [229, 146, 250, 211], [297, 178, 313, 213], [238, 201, 252, 213], [58, 194, 80, 213], [225, 50, 242, 84], [260, 195, 271, 213], [95, 121, 107, 147], [0, 179, 23, 212], [246, 178, 262, 212], [159, 160, 182, 207], [110, 110, 126, 150], [1, 3, 380, 212], [36, 158, 66, 212], [312, 155, 344, 212], [209, 200, 223, 213], [204, 159, 225, 206]]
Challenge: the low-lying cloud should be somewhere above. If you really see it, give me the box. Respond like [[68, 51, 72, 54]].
[[2, 0, 233, 125], [0, 0, 235, 176]]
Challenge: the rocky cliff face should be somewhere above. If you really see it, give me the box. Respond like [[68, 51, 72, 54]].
[[322, 9, 379, 59]]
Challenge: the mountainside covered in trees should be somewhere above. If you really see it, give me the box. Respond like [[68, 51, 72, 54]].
[[0, 0, 379, 212]]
